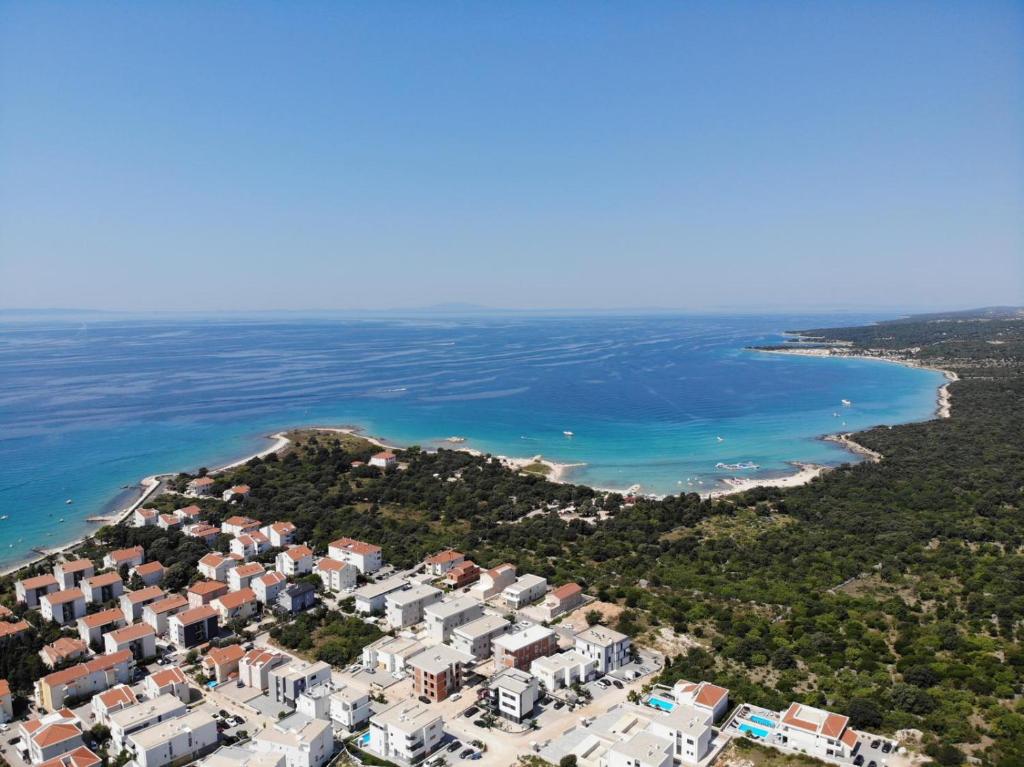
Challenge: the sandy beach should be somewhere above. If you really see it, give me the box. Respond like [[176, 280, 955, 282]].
[[706, 462, 829, 498]]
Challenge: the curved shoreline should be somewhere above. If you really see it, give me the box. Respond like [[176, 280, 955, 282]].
[[2, 346, 953, 577]]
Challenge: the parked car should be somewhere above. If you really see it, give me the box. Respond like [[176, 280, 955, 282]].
[[870, 740, 880, 749], [867, 761, 877, 767], [553, 701, 565, 710], [418, 695, 432, 705], [463, 706, 479, 718], [446, 741, 462, 753], [853, 755, 864, 766], [460, 749, 474, 759], [612, 680, 623, 689], [881, 742, 893, 754]]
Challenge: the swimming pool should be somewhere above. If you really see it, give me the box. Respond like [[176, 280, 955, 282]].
[[647, 696, 676, 712], [739, 724, 770, 739], [750, 715, 775, 728], [358, 733, 371, 747]]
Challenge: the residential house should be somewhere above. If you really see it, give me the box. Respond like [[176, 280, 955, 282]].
[[91, 685, 137, 725], [531, 650, 596, 690], [104, 622, 157, 661], [156, 515, 180, 531], [251, 713, 333, 767], [130, 562, 165, 587], [222, 516, 261, 537], [268, 660, 331, 705], [168, 606, 219, 650], [16, 574, 60, 608], [261, 522, 297, 548], [198, 553, 239, 583], [34, 651, 134, 711], [40, 589, 87, 626], [502, 574, 547, 609], [645, 703, 715, 766], [276, 583, 316, 614], [126, 709, 218, 767], [222, 485, 251, 502], [187, 476, 216, 496], [133, 509, 159, 527], [328, 686, 371, 731], [606, 732, 674, 767], [326, 538, 382, 575], [188, 580, 229, 608], [352, 577, 405, 615], [238, 649, 287, 691], [275, 546, 313, 577], [0, 619, 30, 642], [81, 572, 124, 604], [77, 608, 126, 646], [143, 595, 189, 635], [384, 583, 442, 628], [778, 702, 861, 761], [19, 710, 84, 764], [368, 701, 443, 764], [38, 746, 100, 767], [445, 560, 480, 589], [409, 645, 471, 703], [253, 572, 288, 605], [202, 645, 245, 684], [184, 524, 222, 546], [487, 667, 540, 723], [53, 560, 94, 591], [109, 694, 187, 751], [537, 582, 584, 621], [360, 636, 426, 674], [39, 638, 89, 669], [313, 558, 356, 593], [368, 451, 397, 469], [469, 563, 516, 601], [103, 547, 144, 571], [423, 549, 464, 576], [423, 596, 483, 642], [174, 505, 203, 524], [143, 667, 191, 703], [672, 680, 730, 723], [449, 615, 510, 660], [574, 625, 632, 673], [493, 624, 559, 671], [228, 563, 266, 592], [212, 589, 257, 623], [230, 533, 271, 562], [120, 586, 165, 623]]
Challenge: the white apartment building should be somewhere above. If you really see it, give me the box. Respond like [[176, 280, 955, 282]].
[[329, 686, 371, 731], [778, 702, 860, 761], [252, 714, 333, 767], [531, 650, 596, 690], [574, 625, 632, 673], [327, 538, 382, 574], [268, 660, 331, 705], [40, 589, 87, 625], [276, 546, 314, 577], [449, 615, 510, 660], [422, 596, 483, 642], [502, 574, 547, 609], [109, 694, 187, 750], [314, 558, 357, 593], [487, 667, 540, 723], [469, 563, 516, 601], [127, 709, 218, 767], [368, 702, 443, 764], [353, 577, 406, 615], [384, 584, 442, 628]]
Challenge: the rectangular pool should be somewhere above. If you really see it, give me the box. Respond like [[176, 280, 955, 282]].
[[739, 723, 770, 739], [750, 715, 775, 728], [647, 696, 676, 712]]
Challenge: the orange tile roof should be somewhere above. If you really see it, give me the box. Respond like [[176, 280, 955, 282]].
[[148, 666, 187, 687], [241, 648, 283, 667], [233, 563, 265, 577], [133, 562, 164, 575], [85, 572, 122, 588], [259, 571, 288, 586], [146, 595, 187, 615], [107, 622, 156, 642], [123, 586, 164, 604], [97, 685, 137, 709], [330, 537, 381, 555], [190, 476, 215, 486], [217, 588, 256, 610], [269, 522, 296, 533], [550, 582, 582, 601], [0, 620, 31, 639], [841, 728, 858, 748], [0, 679, 9, 696], [57, 559, 93, 573], [79, 608, 124, 629], [694, 682, 728, 708], [173, 605, 217, 625], [205, 644, 245, 666], [822, 712, 850, 738], [425, 549, 463, 565], [224, 515, 260, 527], [189, 580, 228, 596], [229, 485, 251, 493], [282, 545, 312, 560], [43, 588, 84, 606], [31, 722, 81, 749], [315, 557, 347, 572], [176, 505, 202, 517], [199, 552, 231, 568], [372, 451, 396, 459], [108, 546, 144, 563], [42, 650, 132, 688], [21, 574, 59, 589], [43, 637, 88, 661], [39, 746, 101, 767]]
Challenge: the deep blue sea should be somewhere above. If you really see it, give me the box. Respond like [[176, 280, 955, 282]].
[[0, 313, 945, 569]]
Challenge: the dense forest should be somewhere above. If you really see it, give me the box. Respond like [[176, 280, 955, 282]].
[[2, 309, 1020, 766]]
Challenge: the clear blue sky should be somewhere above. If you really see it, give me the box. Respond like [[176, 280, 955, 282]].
[[1, 1, 1021, 312]]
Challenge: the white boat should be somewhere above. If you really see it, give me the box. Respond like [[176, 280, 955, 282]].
[[563, 431, 574, 437], [716, 436, 724, 442], [65, 499, 73, 504], [0, 515, 7, 520], [841, 399, 852, 406], [446, 436, 466, 443]]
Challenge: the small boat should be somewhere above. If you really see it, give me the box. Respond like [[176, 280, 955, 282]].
[[563, 431, 574, 437], [0, 515, 7, 520], [65, 499, 73, 504], [446, 436, 466, 444], [841, 399, 852, 406], [716, 436, 724, 442], [59, 518, 64, 522]]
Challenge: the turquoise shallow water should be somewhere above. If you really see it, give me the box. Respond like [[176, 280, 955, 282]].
[[0, 313, 945, 569]]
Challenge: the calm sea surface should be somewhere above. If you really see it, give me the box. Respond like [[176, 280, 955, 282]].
[[0, 313, 944, 569]]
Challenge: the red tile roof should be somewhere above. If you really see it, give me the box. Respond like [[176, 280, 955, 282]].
[[132, 562, 164, 576], [40, 746, 101, 767], [217, 588, 256, 610], [79, 608, 124, 629], [85, 572, 122, 588], [148, 666, 187, 687], [282, 545, 312, 561], [43, 589, 84, 606], [172, 605, 217, 626], [425, 549, 464, 565], [550, 583, 582, 601], [189, 581, 228, 596], [57, 559, 93, 574], [123, 586, 164, 604], [0, 619, 31, 639], [329, 537, 381, 555], [20, 574, 59, 589], [108, 546, 144, 563]]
